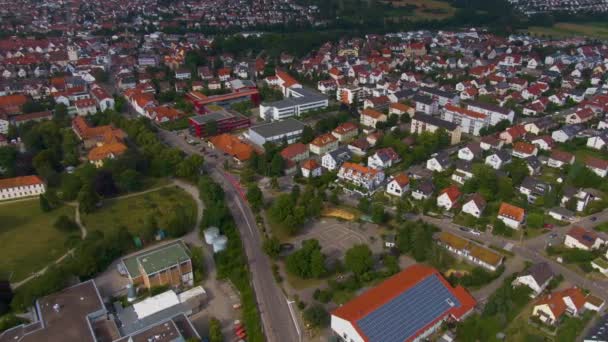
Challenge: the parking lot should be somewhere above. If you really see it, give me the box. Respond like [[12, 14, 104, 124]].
[[292, 219, 383, 260]]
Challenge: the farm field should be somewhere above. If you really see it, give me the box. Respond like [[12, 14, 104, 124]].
[[0, 199, 75, 282], [382, 0, 457, 21], [525, 22, 608, 40], [81, 186, 196, 238]]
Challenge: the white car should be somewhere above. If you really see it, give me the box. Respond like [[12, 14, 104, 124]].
[[470, 230, 481, 236]]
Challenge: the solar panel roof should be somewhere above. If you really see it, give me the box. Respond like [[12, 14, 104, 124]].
[[357, 274, 460, 342]]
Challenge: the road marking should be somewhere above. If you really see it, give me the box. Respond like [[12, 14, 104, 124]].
[[286, 299, 302, 342]]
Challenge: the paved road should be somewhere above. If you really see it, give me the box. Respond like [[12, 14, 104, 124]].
[[158, 129, 301, 342]]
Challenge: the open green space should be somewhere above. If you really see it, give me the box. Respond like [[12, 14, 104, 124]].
[[524, 22, 608, 40], [381, 0, 457, 21], [0, 199, 75, 282], [81, 186, 196, 237]]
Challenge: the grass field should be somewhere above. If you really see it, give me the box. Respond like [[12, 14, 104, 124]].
[[0, 200, 75, 282], [382, 0, 456, 21], [81, 186, 196, 237], [525, 22, 608, 40]]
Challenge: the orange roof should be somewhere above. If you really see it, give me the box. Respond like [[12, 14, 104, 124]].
[[276, 69, 299, 88], [301, 159, 320, 170], [513, 141, 536, 154], [445, 104, 487, 120], [498, 202, 525, 222], [0, 94, 27, 109], [392, 173, 410, 187], [340, 162, 378, 177], [535, 287, 586, 319], [209, 134, 254, 161], [361, 108, 385, 119], [332, 122, 358, 135], [585, 156, 608, 170], [132, 93, 156, 108], [74, 98, 97, 108], [567, 227, 599, 248], [440, 185, 461, 202], [72, 116, 126, 144], [148, 106, 183, 121], [389, 102, 413, 112], [88, 142, 127, 161], [310, 133, 337, 147], [280, 143, 308, 160], [332, 264, 476, 341], [0, 175, 44, 190]]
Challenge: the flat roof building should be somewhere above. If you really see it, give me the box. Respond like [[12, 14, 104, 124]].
[[259, 87, 328, 121], [247, 118, 306, 147], [189, 109, 250, 137]]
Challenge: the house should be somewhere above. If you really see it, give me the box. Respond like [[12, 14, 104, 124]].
[[436, 232, 504, 271], [452, 160, 474, 185], [485, 150, 512, 170], [561, 186, 591, 212], [497, 202, 525, 229], [427, 152, 452, 172], [525, 117, 558, 135], [525, 156, 543, 176], [301, 159, 322, 178], [337, 162, 385, 193], [411, 179, 435, 200], [461, 193, 486, 218], [552, 124, 584, 143], [175, 69, 192, 80], [564, 227, 604, 251], [566, 107, 595, 124], [437, 185, 461, 211], [331, 265, 476, 342], [530, 136, 554, 151], [74, 98, 97, 116], [411, 112, 462, 145], [585, 156, 608, 177], [548, 150, 575, 168], [413, 94, 438, 115], [208, 134, 254, 163], [88, 143, 128, 168], [368, 147, 401, 170], [513, 263, 555, 297], [458, 142, 482, 161], [147, 106, 183, 123], [499, 125, 526, 144], [360, 108, 387, 128], [90, 86, 114, 111], [121, 240, 193, 289], [587, 131, 608, 150], [479, 136, 503, 152], [519, 177, 551, 203], [532, 288, 590, 325], [386, 173, 410, 197], [388, 102, 415, 117], [442, 104, 489, 136], [548, 207, 576, 222], [280, 143, 309, 163], [0, 175, 46, 201], [310, 133, 339, 155], [322, 146, 351, 171], [512, 141, 538, 158], [332, 122, 358, 142]]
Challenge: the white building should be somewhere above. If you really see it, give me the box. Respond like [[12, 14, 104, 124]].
[[337, 162, 385, 193], [497, 202, 525, 229], [512, 263, 554, 297], [0, 175, 46, 201], [461, 193, 486, 218], [247, 118, 305, 147], [386, 173, 410, 197], [466, 101, 515, 125], [442, 104, 489, 136], [564, 227, 604, 251]]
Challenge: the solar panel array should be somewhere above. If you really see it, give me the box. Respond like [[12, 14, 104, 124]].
[[357, 274, 461, 342]]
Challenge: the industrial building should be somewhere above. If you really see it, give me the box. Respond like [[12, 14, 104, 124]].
[[247, 118, 306, 147], [331, 264, 476, 342]]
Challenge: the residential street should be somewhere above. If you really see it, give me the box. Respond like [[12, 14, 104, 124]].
[[158, 128, 301, 342]]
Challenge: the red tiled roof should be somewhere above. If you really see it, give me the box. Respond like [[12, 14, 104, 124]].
[[276, 69, 299, 88], [280, 143, 308, 160], [301, 159, 320, 170], [498, 202, 525, 222], [392, 173, 410, 187], [445, 104, 487, 120], [333, 122, 358, 135], [550, 150, 574, 163], [535, 287, 586, 320], [513, 141, 536, 154], [310, 133, 337, 147], [0, 175, 44, 190], [209, 134, 254, 161], [585, 156, 608, 170], [567, 227, 600, 248], [0, 94, 27, 109], [332, 264, 476, 341], [440, 185, 461, 202], [361, 108, 385, 119]]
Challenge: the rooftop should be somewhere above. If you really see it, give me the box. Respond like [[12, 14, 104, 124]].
[[122, 241, 190, 278], [249, 118, 305, 138]]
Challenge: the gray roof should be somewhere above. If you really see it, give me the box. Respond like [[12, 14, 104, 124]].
[[262, 87, 327, 109], [413, 112, 458, 131], [520, 176, 550, 196], [249, 118, 305, 138], [190, 111, 234, 124], [413, 94, 434, 105], [520, 262, 554, 287], [326, 146, 352, 163], [549, 207, 574, 218], [455, 160, 473, 172], [493, 150, 512, 162], [467, 101, 512, 115], [420, 86, 457, 99]]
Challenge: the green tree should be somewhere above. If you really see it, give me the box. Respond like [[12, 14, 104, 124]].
[[371, 203, 386, 223], [176, 154, 204, 181], [269, 154, 284, 176], [60, 174, 83, 200], [303, 304, 330, 328], [285, 239, 326, 278], [53, 215, 79, 232], [117, 169, 142, 192], [208, 317, 223, 342], [300, 125, 315, 144], [506, 159, 529, 185], [78, 184, 100, 214], [246, 184, 263, 212], [0, 146, 17, 176], [39, 194, 52, 212], [526, 213, 544, 229], [262, 237, 281, 259], [345, 244, 374, 276]]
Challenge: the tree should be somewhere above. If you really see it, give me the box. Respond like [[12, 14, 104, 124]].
[[117, 169, 142, 192], [53, 215, 79, 232], [78, 184, 100, 214], [506, 159, 529, 185], [0, 146, 17, 176], [269, 154, 284, 176], [300, 125, 315, 144], [270, 176, 279, 190], [262, 237, 281, 259], [526, 213, 544, 229], [303, 304, 330, 328], [176, 154, 204, 181], [39, 194, 52, 212], [371, 203, 386, 223], [285, 239, 326, 279], [60, 174, 82, 201], [357, 197, 371, 214], [94, 170, 118, 197], [208, 317, 223, 342], [246, 184, 263, 212], [345, 244, 374, 276]]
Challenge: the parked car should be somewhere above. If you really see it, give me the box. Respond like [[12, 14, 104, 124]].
[[591, 216, 598, 222], [470, 230, 481, 236], [543, 223, 554, 229], [459, 227, 470, 232]]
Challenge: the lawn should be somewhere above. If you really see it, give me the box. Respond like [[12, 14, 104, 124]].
[[81, 186, 196, 237], [382, 0, 456, 21], [504, 302, 553, 341], [524, 22, 608, 40], [0, 199, 75, 282]]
